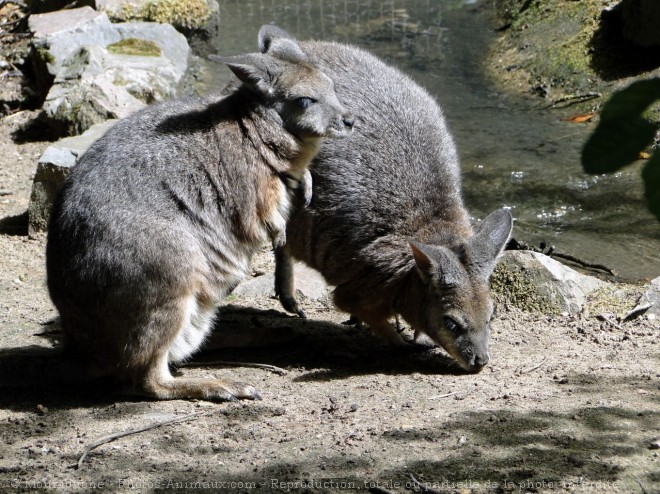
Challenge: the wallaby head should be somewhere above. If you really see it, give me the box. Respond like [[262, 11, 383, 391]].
[[210, 29, 353, 145], [408, 209, 513, 372]]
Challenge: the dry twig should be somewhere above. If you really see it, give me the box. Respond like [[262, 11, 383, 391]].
[[76, 411, 211, 469], [407, 473, 443, 494], [178, 360, 288, 376], [519, 357, 548, 375], [428, 392, 457, 400]]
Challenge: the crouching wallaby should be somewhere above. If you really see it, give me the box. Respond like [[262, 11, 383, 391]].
[[46, 31, 354, 401], [265, 26, 513, 372]]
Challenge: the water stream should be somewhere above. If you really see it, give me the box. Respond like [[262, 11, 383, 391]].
[[191, 0, 660, 282]]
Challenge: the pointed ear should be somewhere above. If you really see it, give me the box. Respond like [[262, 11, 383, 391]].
[[268, 38, 307, 63], [410, 241, 461, 287], [257, 25, 306, 63], [258, 25, 297, 53], [209, 54, 281, 97], [467, 208, 513, 277]]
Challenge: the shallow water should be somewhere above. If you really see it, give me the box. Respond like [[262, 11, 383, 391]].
[[197, 0, 660, 282]]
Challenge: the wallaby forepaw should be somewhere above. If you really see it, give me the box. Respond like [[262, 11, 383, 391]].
[[271, 230, 286, 249], [301, 170, 313, 207]]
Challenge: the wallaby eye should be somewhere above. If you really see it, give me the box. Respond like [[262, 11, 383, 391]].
[[443, 316, 461, 336], [296, 97, 315, 109]]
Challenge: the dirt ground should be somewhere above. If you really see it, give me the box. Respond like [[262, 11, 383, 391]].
[[0, 110, 658, 494]]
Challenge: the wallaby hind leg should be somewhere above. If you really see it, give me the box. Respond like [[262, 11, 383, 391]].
[[131, 294, 261, 401], [274, 247, 306, 318], [139, 353, 261, 401]]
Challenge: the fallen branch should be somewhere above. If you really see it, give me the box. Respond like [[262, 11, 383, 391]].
[[506, 238, 617, 276], [596, 314, 623, 331], [623, 303, 652, 322], [178, 360, 288, 376], [537, 92, 601, 110], [76, 411, 211, 469]]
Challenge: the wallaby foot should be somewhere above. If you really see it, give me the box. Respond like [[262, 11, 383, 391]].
[[341, 315, 364, 330], [274, 246, 306, 318], [138, 356, 261, 401]]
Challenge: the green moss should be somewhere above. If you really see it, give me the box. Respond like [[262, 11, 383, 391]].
[[491, 262, 558, 314], [584, 284, 643, 318], [36, 47, 55, 64], [107, 38, 162, 57], [143, 0, 210, 30]]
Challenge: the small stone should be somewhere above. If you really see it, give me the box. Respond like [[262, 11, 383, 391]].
[[36, 404, 48, 415], [649, 438, 660, 450]]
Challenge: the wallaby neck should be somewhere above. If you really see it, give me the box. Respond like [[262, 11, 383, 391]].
[[228, 87, 319, 177], [394, 266, 428, 330]]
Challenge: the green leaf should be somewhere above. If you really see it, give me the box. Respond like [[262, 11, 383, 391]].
[[642, 150, 660, 223], [582, 78, 660, 174]]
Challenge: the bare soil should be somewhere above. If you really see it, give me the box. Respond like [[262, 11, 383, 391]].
[[0, 110, 658, 494]]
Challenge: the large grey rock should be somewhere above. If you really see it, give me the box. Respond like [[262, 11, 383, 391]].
[[28, 8, 189, 134], [28, 120, 118, 235], [29, 7, 121, 92], [43, 42, 184, 134], [493, 250, 606, 314], [622, 0, 660, 47]]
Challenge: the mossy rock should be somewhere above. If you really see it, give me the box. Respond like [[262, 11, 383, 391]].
[[107, 38, 161, 57], [491, 260, 558, 315], [584, 284, 644, 319], [144, 0, 211, 30]]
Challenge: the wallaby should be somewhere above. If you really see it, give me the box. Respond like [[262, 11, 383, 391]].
[[265, 26, 513, 372], [46, 30, 354, 401]]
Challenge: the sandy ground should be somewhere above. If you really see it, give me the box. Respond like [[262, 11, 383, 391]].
[[0, 110, 658, 494]]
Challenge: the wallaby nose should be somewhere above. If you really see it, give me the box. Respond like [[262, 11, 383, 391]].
[[472, 353, 489, 370], [342, 114, 354, 129]]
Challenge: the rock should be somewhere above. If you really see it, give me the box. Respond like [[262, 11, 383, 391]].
[[28, 120, 118, 235], [635, 276, 660, 317], [621, 0, 660, 47], [492, 251, 606, 314], [43, 40, 184, 134], [96, 0, 219, 32], [28, 8, 189, 135], [233, 263, 331, 305], [29, 7, 122, 94]]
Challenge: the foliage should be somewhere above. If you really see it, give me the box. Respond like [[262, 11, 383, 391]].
[[581, 78, 660, 223]]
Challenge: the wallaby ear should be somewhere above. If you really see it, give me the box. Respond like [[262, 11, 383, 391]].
[[258, 25, 297, 53], [467, 208, 513, 277], [410, 241, 462, 287], [209, 53, 281, 97], [257, 25, 307, 63]]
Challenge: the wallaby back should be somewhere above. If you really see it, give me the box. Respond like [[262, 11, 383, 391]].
[[46, 31, 352, 401], [267, 27, 512, 372]]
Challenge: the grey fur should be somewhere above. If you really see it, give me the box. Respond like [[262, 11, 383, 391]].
[[46, 32, 353, 401], [270, 28, 512, 372]]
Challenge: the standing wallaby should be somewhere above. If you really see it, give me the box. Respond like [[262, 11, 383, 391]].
[[46, 31, 354, 401], [265, 26, 513, 372]]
